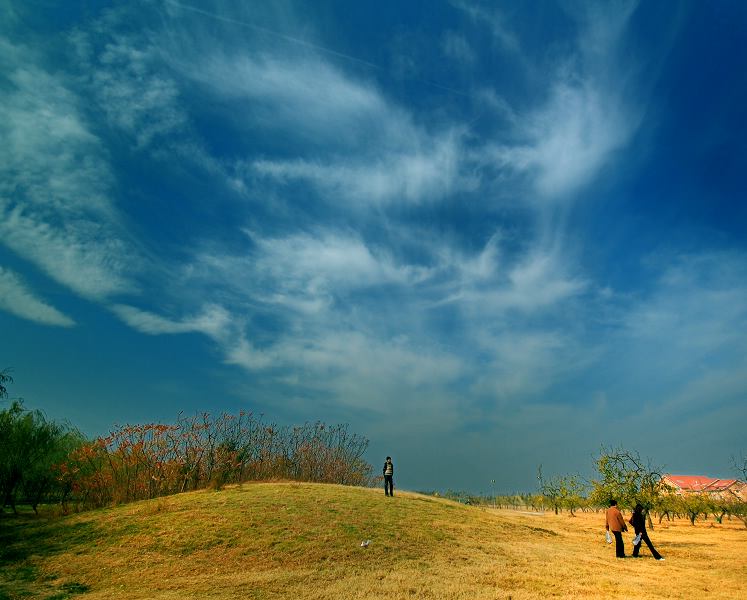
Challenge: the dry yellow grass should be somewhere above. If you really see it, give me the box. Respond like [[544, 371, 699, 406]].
[[1, 482, 746, 599]]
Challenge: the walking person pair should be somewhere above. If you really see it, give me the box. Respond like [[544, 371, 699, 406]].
[[605, 499, 664, 560]]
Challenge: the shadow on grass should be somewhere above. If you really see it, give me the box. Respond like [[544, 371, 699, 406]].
[[0, 516, 99, 562], [0, 513, 99, 599]]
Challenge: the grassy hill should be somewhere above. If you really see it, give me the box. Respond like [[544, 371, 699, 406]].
[[1, 482, 746, 599]]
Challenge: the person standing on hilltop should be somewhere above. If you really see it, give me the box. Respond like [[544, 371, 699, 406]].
[[383, 456, 394, 497], [629, 503, 664, 560], [605, 499, 628, 558]]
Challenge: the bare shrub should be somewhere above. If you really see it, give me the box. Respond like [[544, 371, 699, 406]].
[[61, 412, 373, 508]]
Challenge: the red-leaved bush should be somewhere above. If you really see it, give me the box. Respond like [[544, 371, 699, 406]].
[[56, 412, 373, 510]]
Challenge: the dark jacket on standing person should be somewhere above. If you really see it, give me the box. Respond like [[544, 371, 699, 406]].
[[629, 506, 647, 533], [383, 457, 394, 496], [628, 503, 663, 560]]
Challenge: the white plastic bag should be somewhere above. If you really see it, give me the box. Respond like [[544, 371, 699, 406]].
[[632, 533, 642, 545], [605, 531, 612, 544]]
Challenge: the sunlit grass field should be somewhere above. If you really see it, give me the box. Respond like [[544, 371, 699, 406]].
[[1, 482, 746, 599]]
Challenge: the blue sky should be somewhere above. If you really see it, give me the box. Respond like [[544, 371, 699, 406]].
[[2, 0, 746, 493]]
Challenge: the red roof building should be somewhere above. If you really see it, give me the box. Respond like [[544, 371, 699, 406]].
[[661, 474, 747, 501]]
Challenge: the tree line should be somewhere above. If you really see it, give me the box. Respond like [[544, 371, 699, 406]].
[[0, 372, 374, 515], [434, 446, 747, 529]]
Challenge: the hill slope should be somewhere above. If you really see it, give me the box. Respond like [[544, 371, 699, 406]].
[[1, 483, 745, 599]]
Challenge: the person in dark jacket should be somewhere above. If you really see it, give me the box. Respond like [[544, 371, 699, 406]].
[[383, 457, 394, 497], [629, 503, 664, 560], [605, 499, 627, 558]]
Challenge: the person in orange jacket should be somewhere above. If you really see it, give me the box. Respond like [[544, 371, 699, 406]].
[[605, 499, 628, 558]]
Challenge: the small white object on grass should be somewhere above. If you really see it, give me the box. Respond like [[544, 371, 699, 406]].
[[360, 539, 371, 547]]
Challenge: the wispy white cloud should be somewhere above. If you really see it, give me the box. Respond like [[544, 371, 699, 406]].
[[249, 230, 431, 290], [195, 1, 642, 211], [59, 3, 603, 427], [563, 249, 747, 440], [501, 250, 587, 311], [114, 292, 435, 382], [69, 20, 232, 180], [0, 207, 133, 300], [251, 131, 466, 205], [195, 226, 583, 339], [442, 31, 476, 64], [0, 267, 75, 327], [0, 39, 136, 300], [89, 40, 188, 149], [622, 252, 747, 362], [111, 302, 274, 371], [468, 331, 578, 402], [423, 239, 593, 405], [187, 53, 410, 148], [188, 229, 433, 318], [168, 224, 594, 423], [472, 2, 642, 202], [221, 323, 468, 424], [453, 1, 520, 54], [574, 0, 640, 65], [426, 233, 587, 315], [116, 228, 468, 410], [656, 360, 747, 420], [270, 330, 464, 411], [222, 336, 274, 371], [0, 44, 114, 217], [184, 51, 473, 205], [110, 303, 231, 337], [0, 1, 686, 435], [497, 80, 636, 200]]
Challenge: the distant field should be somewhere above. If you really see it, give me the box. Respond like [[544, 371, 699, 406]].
[[1, 483, 746, 599]]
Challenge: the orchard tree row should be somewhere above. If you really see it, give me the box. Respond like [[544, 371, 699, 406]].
[[535, 447, 747, 528], [440, 446, 747, 529]]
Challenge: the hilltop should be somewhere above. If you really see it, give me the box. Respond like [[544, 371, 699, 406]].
[[1, 482, 745, 599]]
